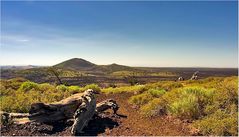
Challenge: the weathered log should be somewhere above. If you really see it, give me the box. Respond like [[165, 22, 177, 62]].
[[1, 98, 119, 126], [2, 89, 120, 135], [28, 89, 99, 123]]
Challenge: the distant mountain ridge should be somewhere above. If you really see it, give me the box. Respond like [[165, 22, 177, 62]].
[[1, 58, 237, 83], [53, 58, 137, 72], [0, 65, 40, 70]]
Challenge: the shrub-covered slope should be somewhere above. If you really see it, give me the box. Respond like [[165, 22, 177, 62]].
[[0, 76, 237, 136], [102, 76, 238, 136]]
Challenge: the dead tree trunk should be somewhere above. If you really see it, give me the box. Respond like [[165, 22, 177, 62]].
[[48, 67, 63, 85], [70, 90, 96, 135]]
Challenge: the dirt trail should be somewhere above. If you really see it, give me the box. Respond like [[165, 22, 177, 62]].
[[96, 93, 191, 136], [1, 93, 192, 136]]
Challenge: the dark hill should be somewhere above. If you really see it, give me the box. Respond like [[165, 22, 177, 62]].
[[92, 63, 137, 73], [54, 58, 96, 70], [54, 58, 137, 73]]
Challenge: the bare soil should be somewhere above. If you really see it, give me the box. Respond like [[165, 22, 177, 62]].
[[1, 93, 193, 136]]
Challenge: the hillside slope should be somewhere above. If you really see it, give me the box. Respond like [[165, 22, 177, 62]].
[[54, 58, 138, 73], [54, 58, 96, 70]]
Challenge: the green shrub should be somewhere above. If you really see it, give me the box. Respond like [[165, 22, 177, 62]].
[[38, 83, 55, 91], [181, 87, 214, 97], [56, 84, 68, 92], [18, 81, 39, 92], [68, 85, 81, 94], [159, 88, 181, 105], [167, 87, 214, 119], [102, 85, 146, 94], [193, 110, 238, 136], [161, 82, 183, 91], [83, 84, 101, 92], [181, 87, 214, 107], [168, 94, 200, 120], [147, 89, 166, 98], [128, 93, 153, 106], [140, 98, 166, 117]]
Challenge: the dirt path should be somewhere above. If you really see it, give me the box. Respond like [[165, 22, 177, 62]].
[[1, 93, 192, 136], [96, 93, 191, 136]]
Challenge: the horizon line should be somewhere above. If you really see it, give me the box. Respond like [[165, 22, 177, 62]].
[[0, 64, 238, 69]]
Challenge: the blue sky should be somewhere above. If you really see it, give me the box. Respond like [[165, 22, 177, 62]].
[[1, 1, 238, 67]]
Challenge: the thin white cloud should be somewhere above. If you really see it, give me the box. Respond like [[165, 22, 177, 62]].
[[18, 39, 29, 42], [1, 18, 139, 51]]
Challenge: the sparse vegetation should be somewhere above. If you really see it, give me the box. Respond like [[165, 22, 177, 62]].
[[128, 93, 153, 106], [193, 110, 238, 136], [147, 89, 166, 98], [140, 98, 166, 116], [0, 76, 237, 136], [0, 79, 100, 113], [111, 71, 177, 77], [127, 76, 238, 136], [18, 81, 39, 92], [101, 85, 146, 94]]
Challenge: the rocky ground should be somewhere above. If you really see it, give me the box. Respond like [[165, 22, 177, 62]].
[[1, 93, 193, 136]]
